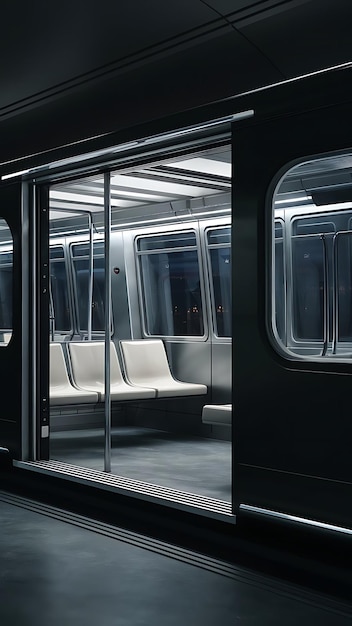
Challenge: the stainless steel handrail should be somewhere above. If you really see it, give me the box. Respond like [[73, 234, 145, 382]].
[[320, 234, 329, 357], [332, 230, 352, 355], [104, 172, 111, 474]]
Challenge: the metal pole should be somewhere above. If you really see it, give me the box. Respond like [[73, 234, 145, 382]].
[[104, 172, 111, 473], [31, 184, 37, 461], [320, 234, 329, 357], [87, 212, 93, 341]]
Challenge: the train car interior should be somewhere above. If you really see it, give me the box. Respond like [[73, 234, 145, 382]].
[[43, 140, 233, 506]]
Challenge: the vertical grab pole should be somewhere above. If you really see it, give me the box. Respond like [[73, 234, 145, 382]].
[[31, 184, 37, 461], [320, 234, 329, 357], [87, 212, 94, 341], [104, 172, 111, 473], [332, 231, 346, 355]]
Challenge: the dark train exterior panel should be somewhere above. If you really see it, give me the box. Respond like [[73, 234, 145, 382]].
[[0, 184, 26, 458], [232, 78, 352, 526]]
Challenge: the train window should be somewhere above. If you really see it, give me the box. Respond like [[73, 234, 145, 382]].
[[71, 241, 107, 334], [50, 246, 71, 334], [0, 219, 13, 345], [272, 149, 352, 360], [136, 231, 204, 337], [206, 227, 231, 337]]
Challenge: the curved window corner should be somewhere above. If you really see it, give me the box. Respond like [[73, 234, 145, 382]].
[[271, 149, 352, 363], [0, 218, 13, 346]]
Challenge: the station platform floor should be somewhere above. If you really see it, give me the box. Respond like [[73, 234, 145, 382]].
[[1, 490, 351, 625]]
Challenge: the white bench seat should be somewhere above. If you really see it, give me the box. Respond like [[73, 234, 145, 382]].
[[202, 403, 232, 426], [119, 339, 207, 398], [50, 342, 99, 405], [67, 341, 156, 401]]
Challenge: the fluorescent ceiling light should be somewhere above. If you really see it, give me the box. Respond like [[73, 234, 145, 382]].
[[169, 158, 231, 178], [49, 198, 146, 214], [50, 189, 170, 204], [110, 173, 223, 196]]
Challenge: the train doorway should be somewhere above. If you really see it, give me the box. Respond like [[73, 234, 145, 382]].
[[46, 140, 233, 511]]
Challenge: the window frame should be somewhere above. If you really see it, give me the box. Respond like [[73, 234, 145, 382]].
[[135, 226, 208, 340]]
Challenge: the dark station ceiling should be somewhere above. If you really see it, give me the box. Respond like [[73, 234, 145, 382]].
[[1, 0, 351, 163]]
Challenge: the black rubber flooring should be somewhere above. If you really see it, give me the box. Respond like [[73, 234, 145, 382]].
[[1, 491, 351, 625], [50, 427, 231, 501]]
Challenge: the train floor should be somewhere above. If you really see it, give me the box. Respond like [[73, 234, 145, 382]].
[[49, 426, 231, 501], [1, 489, 351, 625]]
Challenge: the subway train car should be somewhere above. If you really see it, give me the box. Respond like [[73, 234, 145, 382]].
[[0, 58, 352, 536]]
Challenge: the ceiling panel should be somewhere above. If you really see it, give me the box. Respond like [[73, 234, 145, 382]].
[[0, 0, 349, 170], [0, 28, 282, 165], [1, 0, 349, 118], [238, 0, 352, 76], [0, 0, 221, 110], [201, 0, 303, 16]]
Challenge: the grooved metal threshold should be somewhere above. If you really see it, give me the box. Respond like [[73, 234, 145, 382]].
[[13, 460, 234, 522]]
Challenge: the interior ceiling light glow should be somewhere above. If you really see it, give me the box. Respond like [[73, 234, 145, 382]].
[[50, 189, 173, 204], [168, 158, 231, 178], [111, 173, 223, 197], [49, 198, 146, 213], [51, 178, 227, 209], [110, 173, 225, 195]]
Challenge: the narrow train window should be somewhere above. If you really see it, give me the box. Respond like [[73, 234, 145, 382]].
[[271, 149, 352, 360], [0, 219, 13, 345], [136, 231, 204, 337], [71, 241, 106, 334], [50, 246, 71, 334], [206, 227, 231, 337]]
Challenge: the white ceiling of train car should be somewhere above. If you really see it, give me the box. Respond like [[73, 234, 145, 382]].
[[1, 0, 351, 119], [49, 147, 232, 220]]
